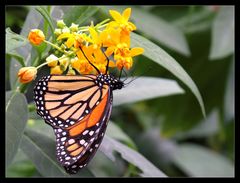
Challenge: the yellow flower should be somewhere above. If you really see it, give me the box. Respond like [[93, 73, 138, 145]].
[[50, 65, 63, 75], [17, 67, 37, 83], [89, 27, 102, 50], [100, 27, 121, 47], [46, 54, 58, 67], [109, 8, 136, 34], [116, 56, 133, 70], [114, 43, 144, 70], [92, 48, 115, 73], [28, 29, 45, 45], [57, 32, 76, 48], [71, 55, 93, 75], [57, 32, 90, 48]]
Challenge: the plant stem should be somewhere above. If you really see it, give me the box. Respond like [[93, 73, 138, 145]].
[[44, 40, 68, 54]]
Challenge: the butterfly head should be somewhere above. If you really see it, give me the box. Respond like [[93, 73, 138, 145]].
[[96, 73, 124, 90]]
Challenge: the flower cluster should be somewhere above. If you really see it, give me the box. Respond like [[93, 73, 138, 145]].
[[18, 8, 144, 83]]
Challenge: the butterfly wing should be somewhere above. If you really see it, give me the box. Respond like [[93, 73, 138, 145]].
[[34, 75, 108, 128], [34, 75, 112, 174], [63, 90, 113, 174]]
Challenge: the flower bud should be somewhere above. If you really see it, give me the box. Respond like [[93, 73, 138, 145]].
[[57, 20, 66, 28], [28, 29, 45, 45], [70, 23, 79, 32], [46, 54, 59, 67], [54, 28, 62, 36], [62, 27, 70, 34], [18, 67, 37, 83]]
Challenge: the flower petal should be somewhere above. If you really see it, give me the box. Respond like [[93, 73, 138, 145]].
[[57, 33, 72, 40], [128, 22, 137, 31], [122, 8, 131, 21], [106, 46, 115, 56], [109, 10, 123, 22], [109, 60, 116, 67], [66, 37, 75, 48], [89, 27, 99, 43], [107, 21, 119, 29], [120, 33, 131, 47], [130, 47, 144, 57]]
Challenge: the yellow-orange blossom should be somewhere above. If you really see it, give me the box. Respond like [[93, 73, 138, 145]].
[[17, 8, 144, 83], [18, 67, 37, 83]]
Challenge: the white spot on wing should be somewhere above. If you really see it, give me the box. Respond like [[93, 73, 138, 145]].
[[80, 139, 85, 145]]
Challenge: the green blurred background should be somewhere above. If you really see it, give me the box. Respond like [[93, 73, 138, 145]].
[[5, 5, 234, 177]]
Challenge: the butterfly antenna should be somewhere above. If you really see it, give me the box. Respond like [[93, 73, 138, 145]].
[[100, 44, 110, 74], [79, 46, 100, 74]]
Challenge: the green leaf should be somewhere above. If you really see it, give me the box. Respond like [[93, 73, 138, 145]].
[[131, 32, 206, 117], [113, 77, 184, 106], [224, 60, 234, 121], [21, 129, 94, 177], [63, 6, 100, 26], [131, 7, 190, 56], [87, 151, 124, 177], [35, 6, 56, 41], [209, 6, 234, 60], [106, 121, 137, 149], [100, 136, 167, 177], [6, 91, 28, 167], [6, 27, 28, 53], [173, 7, 215, 34], [26, 119, 55, 139], [6, 149, 36, 177], [174, 109, 219, 140], [6, 51, 25, 67], [136, 128, 178, 166], [173, 143, 234, 177]]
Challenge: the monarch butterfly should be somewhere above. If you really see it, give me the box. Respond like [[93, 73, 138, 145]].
[[34, 46, 124, 174]]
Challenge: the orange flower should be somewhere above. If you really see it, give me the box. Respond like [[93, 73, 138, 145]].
[[18, 67, 37, 83], [28, 29, 45, 45], [113, 43, 144, 70]]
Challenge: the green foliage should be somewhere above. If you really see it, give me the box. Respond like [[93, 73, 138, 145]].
[[63, 6, 99, 26], [6, 27, 28, 53], [209, 6, 234, 59], [5, 5, 234, 177], [173, 143, 234, 177], [131, 32, 206, 117], [113, 77, 184, 106], [6, 91, 28, 167], [35, 6, 56, 41]]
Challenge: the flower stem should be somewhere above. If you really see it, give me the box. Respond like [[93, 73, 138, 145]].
[[36, 55, 69, 70], [43, 40, 69, 55], [96, 18, 110, 27]]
